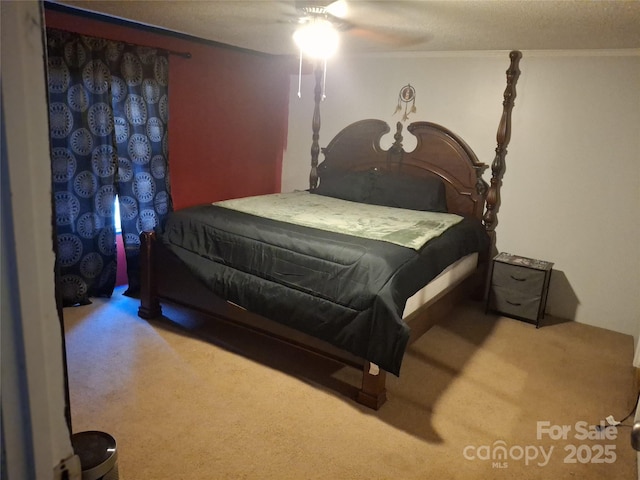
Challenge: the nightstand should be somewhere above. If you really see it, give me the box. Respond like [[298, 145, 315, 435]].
[[485, 252, 553, 328]]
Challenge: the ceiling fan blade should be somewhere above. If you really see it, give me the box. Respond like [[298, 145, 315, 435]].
[[325, 0, 348, 19], [329, 1, 428, 48], [294, 0, 338, 9]]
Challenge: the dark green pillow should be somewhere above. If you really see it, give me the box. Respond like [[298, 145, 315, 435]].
[[313, 171, 448, 213], [313, 171, 376, 203], [368, 174, 448, 212]]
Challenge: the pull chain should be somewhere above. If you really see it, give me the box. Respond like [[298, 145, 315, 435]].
[[297, 54, 329, 100], [322, 58, 327, 100], [297, 49, 303, 98]]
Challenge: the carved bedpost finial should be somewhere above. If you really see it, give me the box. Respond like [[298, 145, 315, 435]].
[[387, 122, 404, 166], [393, 122, 403, 149], [483, 50, 522, 242], [309, 63, 323, 190]]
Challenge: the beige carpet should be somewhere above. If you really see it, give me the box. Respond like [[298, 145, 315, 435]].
[[63, 286, 637, 479]]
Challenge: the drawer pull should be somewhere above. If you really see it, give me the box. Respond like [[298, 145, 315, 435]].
[[506, 300, 522, 306], [510, 275, 527, 282]]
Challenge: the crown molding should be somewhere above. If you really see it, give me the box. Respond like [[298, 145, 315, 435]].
[[347, 49, 640, 59]]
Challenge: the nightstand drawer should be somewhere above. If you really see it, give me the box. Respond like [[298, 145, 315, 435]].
[[489, 286, 541, 321], [492, 262, 545, 292]]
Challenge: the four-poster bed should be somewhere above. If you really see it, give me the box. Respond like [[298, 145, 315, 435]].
[[138, 51, 522, 409]]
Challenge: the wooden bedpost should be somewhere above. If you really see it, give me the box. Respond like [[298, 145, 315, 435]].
[[356, 362, 387, 410], [309, 62, 323, 190], [138, 231, 162, 319], [483, 50, 522, 250]]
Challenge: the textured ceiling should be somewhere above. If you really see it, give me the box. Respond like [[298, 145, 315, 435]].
[[53, 0, 640, 55]]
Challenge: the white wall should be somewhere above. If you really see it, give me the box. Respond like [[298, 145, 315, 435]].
[[282, 50, 640, 341], [1, 1, 76, 478]]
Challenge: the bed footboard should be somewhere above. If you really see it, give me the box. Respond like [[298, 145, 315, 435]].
[[137, 229, 484, 410], [138, 229, 391, 409]]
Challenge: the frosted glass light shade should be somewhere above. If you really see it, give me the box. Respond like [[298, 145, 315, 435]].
[[293, 19, 339, 59]]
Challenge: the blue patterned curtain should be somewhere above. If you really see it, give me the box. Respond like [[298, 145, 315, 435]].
[[46, 29, 172, 306], [110, 42, 171, 296]]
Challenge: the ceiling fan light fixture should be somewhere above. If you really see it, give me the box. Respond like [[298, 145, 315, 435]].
[[293, 17, 339, 59]]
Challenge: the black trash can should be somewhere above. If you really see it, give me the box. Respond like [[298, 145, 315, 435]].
[[71, 431, 119, 480]]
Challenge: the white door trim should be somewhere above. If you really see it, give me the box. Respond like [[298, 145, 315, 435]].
[[1, 1, 74, 478]]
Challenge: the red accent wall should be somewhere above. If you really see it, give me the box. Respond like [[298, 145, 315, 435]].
[[45, 8, 290, 210]]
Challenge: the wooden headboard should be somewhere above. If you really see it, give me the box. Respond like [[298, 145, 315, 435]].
[[308, 50, 522, 242], [316, 119, 488, 221]]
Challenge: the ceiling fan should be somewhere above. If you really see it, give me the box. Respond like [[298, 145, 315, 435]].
[[287, 0, 427, 56], [286, 1, 426, 102]]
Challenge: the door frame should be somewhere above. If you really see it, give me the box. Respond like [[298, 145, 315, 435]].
[[1, 1, 74, 478]]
